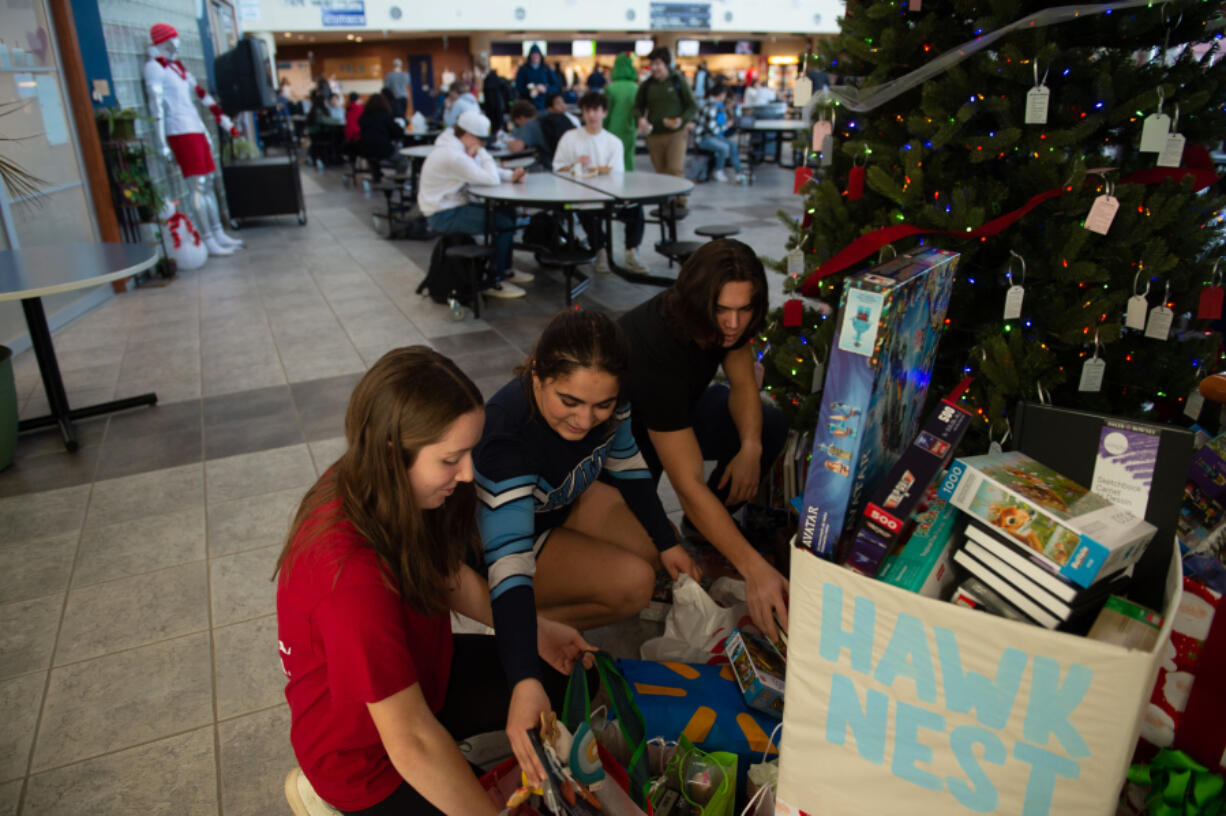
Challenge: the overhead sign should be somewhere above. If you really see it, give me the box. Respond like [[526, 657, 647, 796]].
[[649, 2, 710, 30], [321, 0, 364, 26]]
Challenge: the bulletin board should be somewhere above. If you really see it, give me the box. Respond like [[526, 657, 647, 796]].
[[321, 57, 383, 83]]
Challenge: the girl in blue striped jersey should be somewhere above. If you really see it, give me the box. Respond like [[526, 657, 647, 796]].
[[473, 309, 700, 773]]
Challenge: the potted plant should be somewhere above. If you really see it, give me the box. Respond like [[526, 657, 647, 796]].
[[114, 147, 166, 222], [95, 105, 150, 142]]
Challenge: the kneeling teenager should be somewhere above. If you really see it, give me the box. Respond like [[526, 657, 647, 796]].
[[276, 347, 590, 815]]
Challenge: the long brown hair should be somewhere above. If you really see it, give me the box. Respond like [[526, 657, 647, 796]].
[[660, 238, 768, 349], [275, 346, 484, 616]]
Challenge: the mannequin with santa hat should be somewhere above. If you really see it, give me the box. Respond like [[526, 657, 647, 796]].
[[143, 23, 242, 256]]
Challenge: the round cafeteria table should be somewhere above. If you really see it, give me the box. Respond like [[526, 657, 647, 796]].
[[0, 243, 159, 451]]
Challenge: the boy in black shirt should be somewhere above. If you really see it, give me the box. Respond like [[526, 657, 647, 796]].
[[619, 239, 789, 639]]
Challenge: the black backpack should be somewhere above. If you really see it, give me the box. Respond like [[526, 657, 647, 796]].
[[416, 234, 480, 306]]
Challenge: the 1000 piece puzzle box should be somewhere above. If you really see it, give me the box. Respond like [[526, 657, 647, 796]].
[[797, 248, 959, 559]]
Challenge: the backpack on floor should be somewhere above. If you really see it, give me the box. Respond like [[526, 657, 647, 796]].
[[684, 151, 710, 182], [521, 211, 574, 256], [417, 234, 480, 306]]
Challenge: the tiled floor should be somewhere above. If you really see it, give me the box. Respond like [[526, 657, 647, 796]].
[[0, 161, 795, 815]]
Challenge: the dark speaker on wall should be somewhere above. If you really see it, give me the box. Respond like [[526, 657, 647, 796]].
[[214, 37, 276, 115]]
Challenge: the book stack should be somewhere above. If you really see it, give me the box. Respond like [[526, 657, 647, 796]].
[[952, 522, 1133, 630], [939, 450, 1156, 630]]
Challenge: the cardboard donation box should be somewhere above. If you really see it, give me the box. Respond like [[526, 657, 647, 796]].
[[776, 546, 1181, 816]]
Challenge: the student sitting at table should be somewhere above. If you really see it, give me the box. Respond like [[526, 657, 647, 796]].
[[418, 110, 535, 300], [694, 83, 746, 183], [552, 91, 649, 275], [278, 346, 593, 816], [506, 100, 550, 168], [475, 311, 701, 765], [357, 92, 405, 182], [442, 80, 480, 128]]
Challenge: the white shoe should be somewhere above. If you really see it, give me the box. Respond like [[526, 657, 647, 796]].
[[211, 228, 243, 250], [713, 169, 728, 182], [624, 248, 648, 274], [594, 248, 610, 275], [483, 281, 526, 299], [204, 235, 234, 256], [284, 768, 341, 816], [506, 268, 535, 285]]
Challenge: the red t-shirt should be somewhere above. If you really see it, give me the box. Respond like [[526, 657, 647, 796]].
[[277, 497, 454, 811], [345, 103, 364, 141]]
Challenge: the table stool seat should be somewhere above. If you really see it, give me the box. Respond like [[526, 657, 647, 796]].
[[444, 244, 495, 261], [538, 248, 596, 306], [695, 224, 741, 240], [655, 240, 703, 265]]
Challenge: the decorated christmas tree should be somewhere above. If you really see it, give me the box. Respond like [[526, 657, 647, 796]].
[[759, 0, 1226, 443]]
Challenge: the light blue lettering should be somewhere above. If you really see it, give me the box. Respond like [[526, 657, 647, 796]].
[[819, 584, 876, 675], [1014, 741, 1081, 815], [874, 612, 937, 702], [947, 725, 1006, 813], [934, 627, 1026, 729], [1023, 657, 1092, 759], [826, 673, 888, 765], [891, 701, 944, 791]]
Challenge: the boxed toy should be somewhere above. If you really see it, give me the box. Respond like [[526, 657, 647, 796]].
[[797, 248, 959, 559], [939, 450, 1157, 588], [877, 485, 960, 596], [845, 393, 973, 576], [724, 629, 786, 719]]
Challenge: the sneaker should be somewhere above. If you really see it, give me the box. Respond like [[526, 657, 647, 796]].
[[483, 281, 527, 299], [624, 248, 648, 274], [284, 767, 341, 816], [713, 169, 728, 182], [594, 248, 611, 275], [505, 268, 535, 285]]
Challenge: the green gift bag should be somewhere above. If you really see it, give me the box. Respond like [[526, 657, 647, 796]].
[[662, 735, 737, 816]]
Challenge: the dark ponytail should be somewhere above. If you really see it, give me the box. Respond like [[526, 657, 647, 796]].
[[515, 309, 630, 392]]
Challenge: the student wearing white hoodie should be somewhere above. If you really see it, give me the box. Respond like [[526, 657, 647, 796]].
[[552, 92, 648, 275], [418, 111, 534, 299]]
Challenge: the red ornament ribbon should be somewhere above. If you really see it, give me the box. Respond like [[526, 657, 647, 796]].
[[799, 146, 1221, 296], [166, 211, 201, 249]]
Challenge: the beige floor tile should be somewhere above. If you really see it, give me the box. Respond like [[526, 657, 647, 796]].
[[55, 562, 208, 665], [217, 705, 295, 816], [22, 726, 217, 816], [207, 487, 303, 557], [0, 779, 20, 815], [32, 633, 213, 771], [307, 436, 347, 476], [0, 533, 76, 604], [73, 505, 206, 587], [0, 595, 62, 680], [84, 462, 205, 529], [0, 485, 90, 545], [205, 444, 316, 504], [0, 672, 45, 781], [211, 545, 280, 626], [214, 614, 283, 719]]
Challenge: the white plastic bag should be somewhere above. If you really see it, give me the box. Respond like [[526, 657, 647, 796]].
[[742, 722, 781, 816], [639, 574, 751, 663]]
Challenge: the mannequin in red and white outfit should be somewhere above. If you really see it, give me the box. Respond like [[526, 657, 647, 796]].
[[143, 23, 242, 256]]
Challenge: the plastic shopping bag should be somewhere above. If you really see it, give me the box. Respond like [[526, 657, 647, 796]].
[[741, 723, 782, 816], [654, 735, 737, 816], [639, 575, 752, 664]]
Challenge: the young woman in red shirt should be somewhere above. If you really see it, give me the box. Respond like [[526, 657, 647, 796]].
[[277, 346, 592, 815]]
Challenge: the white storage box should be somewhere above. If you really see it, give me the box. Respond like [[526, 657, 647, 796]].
[[776, 542, 1180, 816]]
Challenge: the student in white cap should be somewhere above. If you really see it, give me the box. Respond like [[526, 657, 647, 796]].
[[418, 110, 534, 299]]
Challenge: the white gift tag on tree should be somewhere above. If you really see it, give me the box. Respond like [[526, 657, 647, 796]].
[[1025, 87, 1050, 125], [793, 75, 812, 107], [1157, 132, 1186, 168], [1140, 112, 1170, 152], [1185, 388, 1205, 420], [1084, 194, 1119, 235], [820, 134, 834, 167], [1079, 357, 1106, 392], [787, 247, 804, 277], [909, 0, 921, 9], [811, 359, 825, 393], [1145, 304, 1173, 340], [1003, 285, 1025, 320], [1126, 295, 1149, 330]]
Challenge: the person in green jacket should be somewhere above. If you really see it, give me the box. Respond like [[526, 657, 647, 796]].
[[633, 47, 698, 196], [603, 53, 640, 172]]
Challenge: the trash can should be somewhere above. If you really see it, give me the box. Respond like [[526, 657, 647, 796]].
[[0, 346, 17, 471]]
